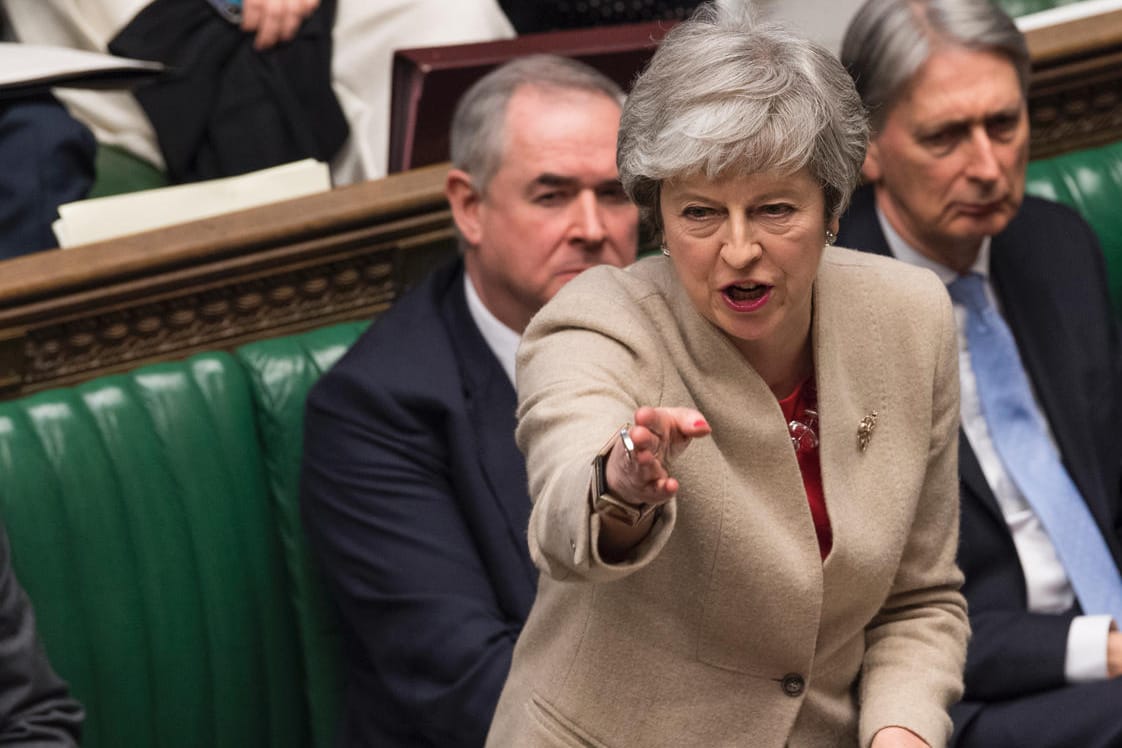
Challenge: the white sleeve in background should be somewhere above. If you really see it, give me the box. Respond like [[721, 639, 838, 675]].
[[2, 0, 164, 170], [329, 0, 516, 184]]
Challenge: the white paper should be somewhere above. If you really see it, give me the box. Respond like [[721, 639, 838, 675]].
[[55, 159, 332, 247]]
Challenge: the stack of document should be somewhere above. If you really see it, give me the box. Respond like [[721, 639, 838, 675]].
[[53, 159, 332, 247]]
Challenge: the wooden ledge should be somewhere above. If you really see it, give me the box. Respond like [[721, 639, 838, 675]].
[[0, 163, 455, 398]]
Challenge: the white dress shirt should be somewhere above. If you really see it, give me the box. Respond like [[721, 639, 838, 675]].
[[875, 208, 1113, 681], [464, 271, 520, 388]]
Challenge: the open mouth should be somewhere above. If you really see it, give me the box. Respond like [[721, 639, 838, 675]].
[[725, 283, 768, 302], [722, 282, 772, 311]]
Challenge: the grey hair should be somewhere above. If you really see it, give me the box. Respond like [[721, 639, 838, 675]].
[[450, 54, 625, 195], [841, 0, 1029, 133], [617, 3, 869, 232]]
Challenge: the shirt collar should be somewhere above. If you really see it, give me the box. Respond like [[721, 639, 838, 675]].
[[875, 203, 991, 283], [463, 271, 520, 386]]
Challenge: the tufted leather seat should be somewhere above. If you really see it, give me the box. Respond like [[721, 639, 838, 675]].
[[0, 322, 365, 748]]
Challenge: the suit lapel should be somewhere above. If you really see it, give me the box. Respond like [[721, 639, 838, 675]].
[[440, 266, 534, 582], [835, 185, 893, 259], [812, 251, 890, 570], [990, 224, 1111, 530]]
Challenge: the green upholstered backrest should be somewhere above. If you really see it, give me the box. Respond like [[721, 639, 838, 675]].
[[89, 144, 169, 199], [235, 321, 368, 748], [0, 354, 308, 748], [1026, 140, 1122, 317]]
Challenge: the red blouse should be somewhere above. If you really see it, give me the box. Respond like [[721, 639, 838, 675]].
[[778, 376, 832, 560]]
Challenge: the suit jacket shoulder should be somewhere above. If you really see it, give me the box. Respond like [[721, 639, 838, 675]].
[[314, 259, 465, 400]]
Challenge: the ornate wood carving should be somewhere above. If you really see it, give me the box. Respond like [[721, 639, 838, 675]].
[[1025, 8, 1122, 159], [1028, 48, 1122, 159], [0, 164, 456, 398]]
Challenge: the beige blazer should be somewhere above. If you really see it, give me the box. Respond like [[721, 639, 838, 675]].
[[487, 249, 968, 748]]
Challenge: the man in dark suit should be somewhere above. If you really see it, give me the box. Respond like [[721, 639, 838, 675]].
[[839, 1, 1122, 745], [300, 55, 638, 747]]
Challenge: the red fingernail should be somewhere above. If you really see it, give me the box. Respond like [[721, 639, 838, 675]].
[[694, 419, 708, 428]]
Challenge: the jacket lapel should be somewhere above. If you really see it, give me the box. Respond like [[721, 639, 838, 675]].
[[836, 185, 893, 259], [990, 224, 1111, 530], [440, 266, 534, 583], [811, 251, 891, 568]]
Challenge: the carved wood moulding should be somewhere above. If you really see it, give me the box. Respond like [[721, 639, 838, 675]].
[[0, 165, 456, 398], [1025, 8, 1122, 159], [1028, 48, 1122, 159]]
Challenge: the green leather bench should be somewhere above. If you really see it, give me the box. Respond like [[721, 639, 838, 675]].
[[0, 321, 365, 748], [89, 144, 169, 200]]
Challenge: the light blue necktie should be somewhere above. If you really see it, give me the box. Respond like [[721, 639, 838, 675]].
[[949, 273, 1122, 620]]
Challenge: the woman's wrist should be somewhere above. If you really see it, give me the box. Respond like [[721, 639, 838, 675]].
[[590, 425, 656, 525], [590, 426, 658, 561], [595, 498, 660, 563]]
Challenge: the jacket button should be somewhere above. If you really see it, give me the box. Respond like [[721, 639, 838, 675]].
[[781, 673, 805, 697]]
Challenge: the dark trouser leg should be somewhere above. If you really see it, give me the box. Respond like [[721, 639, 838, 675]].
[[0, 95, 95, 258], [953, 678, 1122, 748]]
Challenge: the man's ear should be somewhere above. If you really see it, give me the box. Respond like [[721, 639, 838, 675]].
[[861, 139, 883, 183], [446, 168, 483, 247]]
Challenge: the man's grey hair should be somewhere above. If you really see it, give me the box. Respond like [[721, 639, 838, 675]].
[[841, 0, 1030, 133], [450, 54, 625, 195], [617, 3, 869, 231]]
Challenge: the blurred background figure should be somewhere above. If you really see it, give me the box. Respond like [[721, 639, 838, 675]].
[[0, 93, 95, 259], [2, 0, 514, 185]]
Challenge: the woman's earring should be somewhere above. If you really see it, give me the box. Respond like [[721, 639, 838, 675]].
[[825, 230, 837, 246], [660, 243, 671, 257]]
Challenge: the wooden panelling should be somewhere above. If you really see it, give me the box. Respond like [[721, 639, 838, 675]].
[[1026, 8, 1122, 158], [0, 164, 455, 398]]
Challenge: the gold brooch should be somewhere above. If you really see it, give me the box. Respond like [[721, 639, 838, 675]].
[[857, 411, 878, 452]]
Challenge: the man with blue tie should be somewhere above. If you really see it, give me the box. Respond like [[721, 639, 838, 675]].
[[838, 1, 1122, 745]]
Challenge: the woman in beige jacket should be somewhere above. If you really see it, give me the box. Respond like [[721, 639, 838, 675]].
[[486, 5, 968, 747]]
